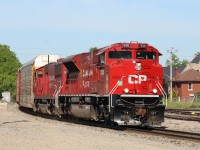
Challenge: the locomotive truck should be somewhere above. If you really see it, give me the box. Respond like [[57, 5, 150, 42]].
[[17, 42, 165, 127]]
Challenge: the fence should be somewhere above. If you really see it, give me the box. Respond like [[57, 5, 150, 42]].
[[174, 95, 200, 103]]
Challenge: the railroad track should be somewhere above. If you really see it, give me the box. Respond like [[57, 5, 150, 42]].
[[126, 127, 200, 142], [165, 108, 200, 122], [166, 108, 200, 115], [153, 128, 200, 142], [19, 107, 200, 142]]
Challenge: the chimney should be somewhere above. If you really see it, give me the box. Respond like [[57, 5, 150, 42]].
[[175, 67, 179, 80]]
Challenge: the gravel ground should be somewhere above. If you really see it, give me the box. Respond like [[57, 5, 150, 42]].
[[0, 103, 200, 150], [163, 118, 200, 134]]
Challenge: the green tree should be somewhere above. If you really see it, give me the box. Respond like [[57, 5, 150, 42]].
[[89, 47, 98, 52], [181, 59, 189, 67], [166, 53, 189, 67], [0, 44, 21, 100]]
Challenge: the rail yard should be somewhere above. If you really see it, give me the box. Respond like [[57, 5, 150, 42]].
[[1, 42, 199, 150], [165, 109, 200, 121], [1, 0, 199, 150], [0, 102, 200, 150]]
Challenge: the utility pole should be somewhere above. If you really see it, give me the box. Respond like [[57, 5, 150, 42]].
[[167, 48, 178, 102]]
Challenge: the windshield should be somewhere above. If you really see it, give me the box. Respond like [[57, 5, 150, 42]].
[[136, 51, 156, 60], [109, 51, 132, 59]]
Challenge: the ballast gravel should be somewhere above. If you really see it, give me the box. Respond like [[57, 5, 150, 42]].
[[0, 103, 199, 150]]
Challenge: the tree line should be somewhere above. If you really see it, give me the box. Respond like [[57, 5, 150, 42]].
[[0, 44, 21, 100], [165, 53, 189, 67]]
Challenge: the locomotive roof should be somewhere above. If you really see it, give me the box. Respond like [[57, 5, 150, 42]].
[[62, 52, 91, 63], [63, 54, 76, 62], [96, 42, 161, 54]]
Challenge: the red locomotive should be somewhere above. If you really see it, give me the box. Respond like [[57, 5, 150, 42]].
[[17, 42, 165, 127]]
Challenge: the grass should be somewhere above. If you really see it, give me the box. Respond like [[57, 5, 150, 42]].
[[164, 100, 200, 109]]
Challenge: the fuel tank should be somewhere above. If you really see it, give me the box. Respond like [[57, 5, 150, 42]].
[[70, 104, 97, 120]]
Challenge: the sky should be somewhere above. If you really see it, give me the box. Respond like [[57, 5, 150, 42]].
[[0, 0, 200, 66]]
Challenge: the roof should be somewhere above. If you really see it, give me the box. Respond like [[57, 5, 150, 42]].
[[21, 57, 36, 69], [21, 55, 60, 69], [163, 66, 185, 81], [62, 55, 76, 63], [191, 52, 200, 63], [173, 69, 200, 82]]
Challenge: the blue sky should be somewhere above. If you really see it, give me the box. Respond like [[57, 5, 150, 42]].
[[0, 0, 200, 66]]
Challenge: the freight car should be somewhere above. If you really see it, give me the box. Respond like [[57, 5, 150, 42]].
[[17, 42, 165, 127]]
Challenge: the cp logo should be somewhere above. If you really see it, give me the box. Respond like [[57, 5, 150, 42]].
[[128, 75, 147, 84]]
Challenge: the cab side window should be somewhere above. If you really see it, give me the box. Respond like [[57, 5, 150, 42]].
[[37, 70, 43, 78], [136, 51, 156, 60], [99, 53, 105, 64]]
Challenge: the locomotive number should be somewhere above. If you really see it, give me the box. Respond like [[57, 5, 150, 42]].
[[128, 75, 147, 84]]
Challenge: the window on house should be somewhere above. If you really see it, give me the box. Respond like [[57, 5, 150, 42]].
[[188, 82, 193, 91]]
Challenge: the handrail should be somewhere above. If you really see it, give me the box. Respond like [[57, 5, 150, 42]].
[[108, 76, 126, 112], [53, 85, 57, 98], [109, 76, 126, 95], [155, 77, 168, 107]]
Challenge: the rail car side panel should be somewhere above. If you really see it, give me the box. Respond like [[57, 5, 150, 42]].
[[20, 64, 34, 108], [16, 70, 21, 104]]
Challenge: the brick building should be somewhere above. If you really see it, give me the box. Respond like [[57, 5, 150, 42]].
[[164, 52, 200, 100], [163, 66, 185, 96], [173, 68, 200, 98]]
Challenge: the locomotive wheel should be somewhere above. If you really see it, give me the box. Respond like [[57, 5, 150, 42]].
[[104, 119, 110, 125]]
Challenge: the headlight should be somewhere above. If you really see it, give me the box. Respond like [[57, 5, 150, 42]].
[[152, 89, 157, 94], [135, 63, 141, 71], [124, 88, 129, 94]]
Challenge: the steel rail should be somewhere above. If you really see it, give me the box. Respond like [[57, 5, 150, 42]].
[[165, 113, 200, 122], [125, 127, 200, 142], [153, 128, 200, 142]]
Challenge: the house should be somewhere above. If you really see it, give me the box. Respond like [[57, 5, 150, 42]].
[[171, 53, 200, 101], [183, 52, 200, 72], [173, 69, 200, 98]]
